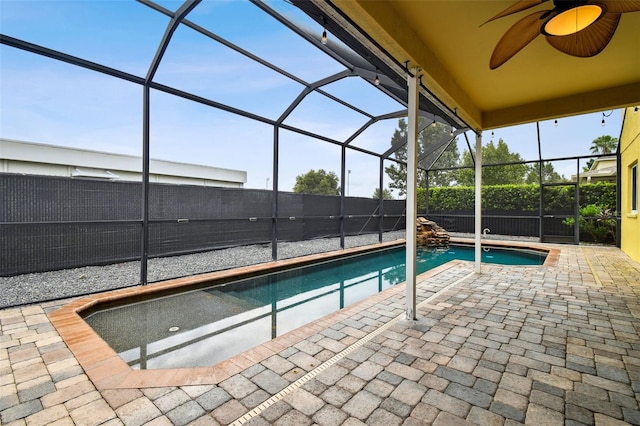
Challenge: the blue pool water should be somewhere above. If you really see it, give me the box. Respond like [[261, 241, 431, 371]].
[[84, 244, 545, 369]]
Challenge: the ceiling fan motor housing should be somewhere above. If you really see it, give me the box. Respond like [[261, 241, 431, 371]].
[[542, 1, 606, 36]]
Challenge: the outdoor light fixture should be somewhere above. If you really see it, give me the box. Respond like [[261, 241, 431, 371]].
[[554, 119, 558, 126], [431, 119, 437, 128], [450, 127, 455, 137], [601, 111, 610, 126], [601, 111, 613, 126], [601, 110, 613, 126], [635, 106, 639, 113], [374, 69, 380, 86], [321, 17, 328, 45], [542, 3, 604, 36]]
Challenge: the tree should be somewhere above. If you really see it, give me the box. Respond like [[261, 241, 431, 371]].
[[372, 188, 394, 200], [583, 158, 595, 172], [293, 169, 340, 195], [589, 135, 618, 155], [458, 138, 528, 186], [385, 118, 460, 195], [427, 139, 460, 187], [525, 161, 565, 184]]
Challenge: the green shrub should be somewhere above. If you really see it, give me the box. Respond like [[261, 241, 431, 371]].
[[580, 182, 617, 207], [563, 204, 616, 244], [419, 182, 616, 213]]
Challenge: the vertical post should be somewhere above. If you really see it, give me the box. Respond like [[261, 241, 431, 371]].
[[340, 146, 346, 249], [140, 86, 150, 285], [616, 143, 621, 247], [536, 122, 544, 242], [271, 126, 279, 260], [378, 158, 384, 243], [140, 0, 200, 283], [406, 67, 420, 321], [474, 132, 482, 273], [424, 171, 430, 215], [574, 159, 580, 245]]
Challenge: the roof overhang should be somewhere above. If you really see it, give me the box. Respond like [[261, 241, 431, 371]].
[[315, 0, 640, 130]]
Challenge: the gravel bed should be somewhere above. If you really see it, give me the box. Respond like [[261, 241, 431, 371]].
[[0, 231, 406, 309], [0, 230, 542, 309]]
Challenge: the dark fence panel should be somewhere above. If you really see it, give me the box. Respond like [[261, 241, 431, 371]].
[[344, 197, 382, 236], [150, 186, 273, 220], [426, 213, 540, 237], [148, 219, 273, 257], [301, 194, 340, 239], [382, 199, 406, 233], [1, 174, 408, 276], [0, 174, 141, 222], [277, 192, 304, 241], [1, 222, 141, 276], [541, 217, 574, 243]]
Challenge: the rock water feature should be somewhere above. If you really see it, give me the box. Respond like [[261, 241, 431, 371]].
[[416, 217, 450, 247]]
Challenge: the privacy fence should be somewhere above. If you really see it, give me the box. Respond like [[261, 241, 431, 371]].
[[1, 174, 617, 277], [0, 174, 406, 276], [422, 182, 618, 243]]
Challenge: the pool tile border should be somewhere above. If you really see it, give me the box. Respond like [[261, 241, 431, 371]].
[[48, 239, 559, 390]]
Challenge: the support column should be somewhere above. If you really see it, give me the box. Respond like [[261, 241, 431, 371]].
[[378, 158, 384, 243], [536, 122, 543, 243], [474, 132, 482, 273], [340, 146, 346, 249], [271, 126, 279, 260], [406, 68, 420, 320], [140, 86, 150, 285]]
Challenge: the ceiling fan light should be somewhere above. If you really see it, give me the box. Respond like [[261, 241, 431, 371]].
[[542, 5, 604, 36]]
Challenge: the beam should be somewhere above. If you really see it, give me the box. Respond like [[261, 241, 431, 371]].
[[483, 83, 640, 129], [474, 132, 482, 273], [406, 67, 420, 321]]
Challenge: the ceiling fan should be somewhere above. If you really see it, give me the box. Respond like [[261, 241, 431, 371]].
[[483, 0, 640, 69]]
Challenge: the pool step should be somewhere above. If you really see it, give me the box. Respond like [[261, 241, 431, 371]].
[[225, 290, 268, 307], [206, 289, 264, 312]]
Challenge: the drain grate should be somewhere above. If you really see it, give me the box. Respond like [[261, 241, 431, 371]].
[[230, 270, 474, 425]]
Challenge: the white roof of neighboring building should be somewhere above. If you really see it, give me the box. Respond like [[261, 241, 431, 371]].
[[0, 138, 247, 185], [580, 166, 616, 179], [571, 156, 617, 182]]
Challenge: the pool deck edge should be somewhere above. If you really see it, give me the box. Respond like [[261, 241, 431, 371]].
[[7, 243, 640, 425], [49, 254, 464, 389], [47, 239, 556, 390]]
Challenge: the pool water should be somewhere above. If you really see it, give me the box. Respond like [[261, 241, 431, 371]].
[[83, 244, 545, 369]]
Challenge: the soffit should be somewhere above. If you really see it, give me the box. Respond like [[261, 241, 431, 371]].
[[329, 0, 640, 130]]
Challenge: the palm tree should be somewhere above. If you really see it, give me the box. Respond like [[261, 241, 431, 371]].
[[589, 135, 618, 155]]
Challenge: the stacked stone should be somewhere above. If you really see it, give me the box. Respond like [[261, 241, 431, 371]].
[[416, 217, 450, 247]]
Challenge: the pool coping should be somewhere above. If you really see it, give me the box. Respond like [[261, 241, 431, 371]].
[[48, 238, 559, 390]]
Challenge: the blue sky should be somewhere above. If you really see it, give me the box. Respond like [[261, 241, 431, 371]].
[[0, 0, 623, 197]]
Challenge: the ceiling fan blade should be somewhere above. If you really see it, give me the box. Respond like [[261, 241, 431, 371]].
[[490, 11, 547, 69], [602, 0, 640, 13], [545, 13, 620, 57], [482, 0, 547, 25]]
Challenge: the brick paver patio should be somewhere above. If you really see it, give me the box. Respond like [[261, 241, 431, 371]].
[[1, 242, 639, 425]]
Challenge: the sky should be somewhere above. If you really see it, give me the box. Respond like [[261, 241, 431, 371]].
[[0, 0, 624, 198]]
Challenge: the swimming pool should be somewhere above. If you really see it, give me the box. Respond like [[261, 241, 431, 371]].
[[83, 244, 546, 370]]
